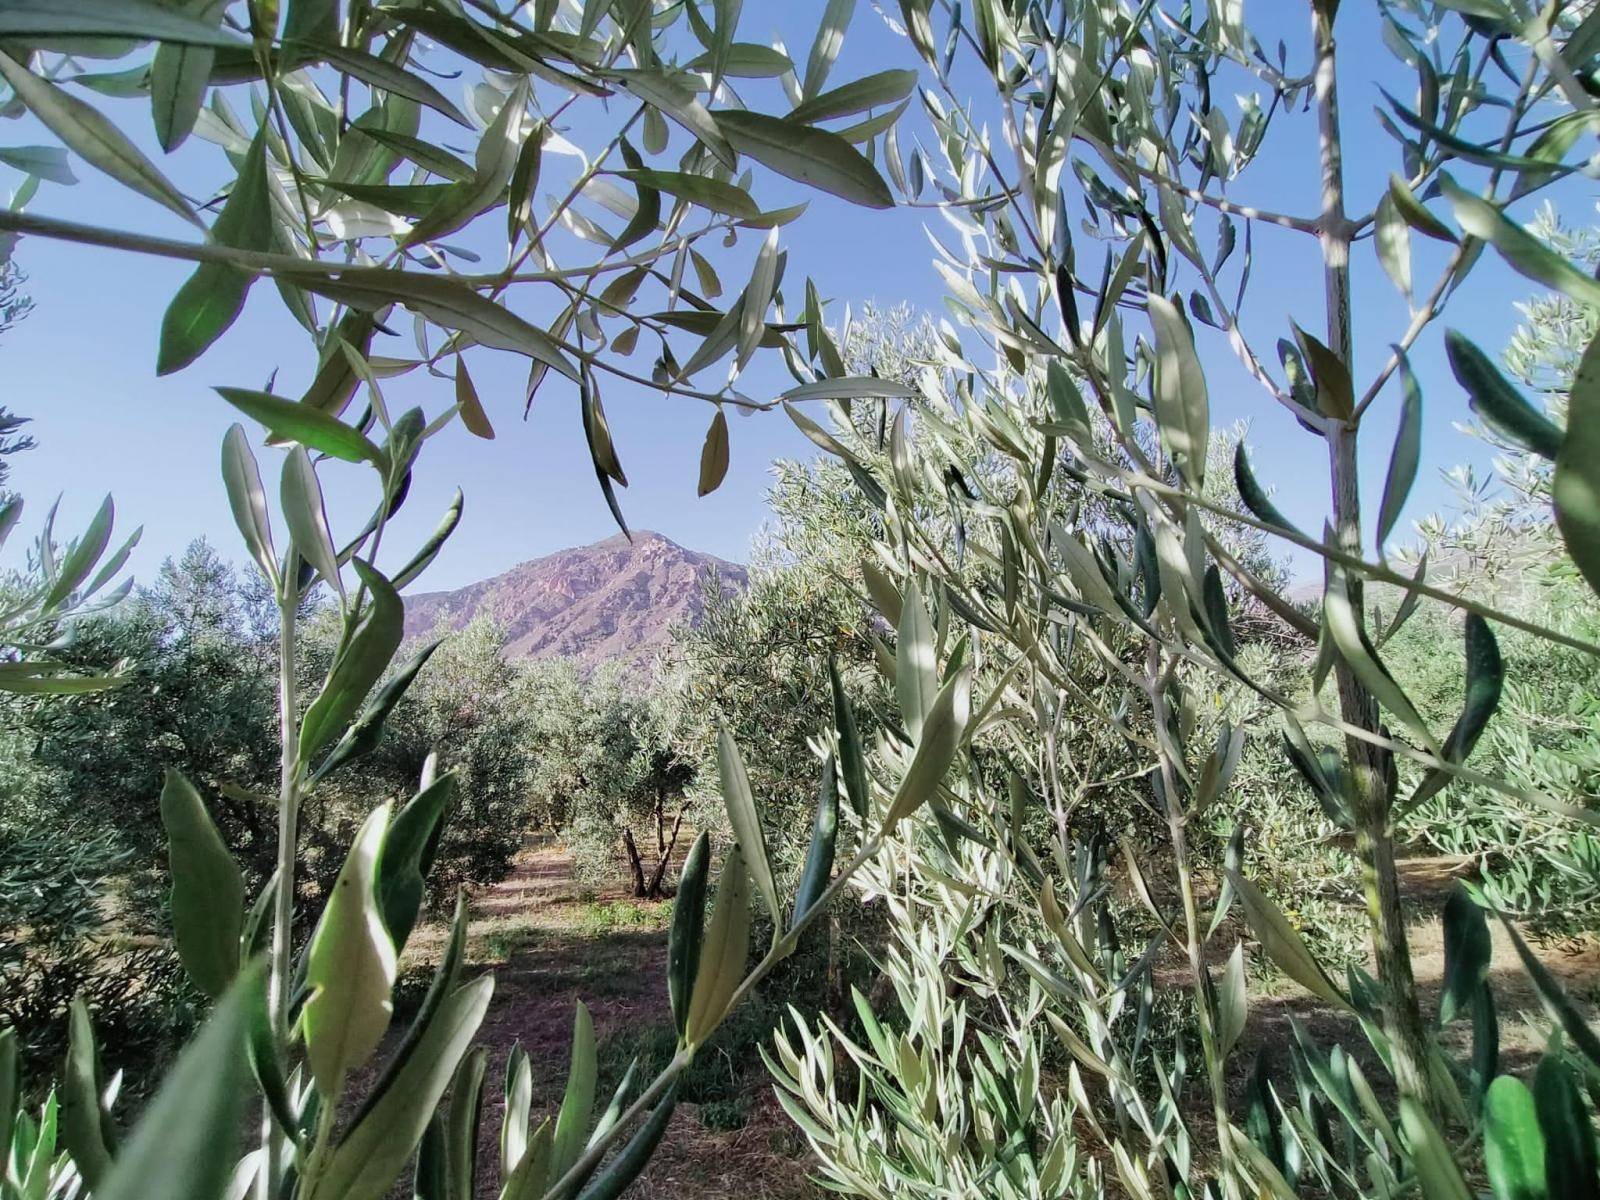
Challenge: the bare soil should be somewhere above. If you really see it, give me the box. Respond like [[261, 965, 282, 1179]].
[[396, 843, 822, 1200], [1228, 854, 1600, 1105], [390, 845, 1600, 1199]]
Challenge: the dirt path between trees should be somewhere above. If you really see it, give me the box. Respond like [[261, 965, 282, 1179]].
[[398, 843, 822, 1200]]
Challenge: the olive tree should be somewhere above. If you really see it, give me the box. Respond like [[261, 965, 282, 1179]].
[[767, 2, 1600, 1198], [0, 2, 938, 1198]]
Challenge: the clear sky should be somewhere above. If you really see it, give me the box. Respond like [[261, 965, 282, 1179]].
[[0, 4, 1583, 592]]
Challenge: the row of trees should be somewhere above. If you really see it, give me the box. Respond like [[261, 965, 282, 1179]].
[[6, 2, 1600, 1200]]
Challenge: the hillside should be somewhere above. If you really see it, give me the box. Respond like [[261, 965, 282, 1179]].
[[402, 531, 745, 666]]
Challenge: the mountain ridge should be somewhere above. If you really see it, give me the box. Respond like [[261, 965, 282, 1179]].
[[402, 530, 745, 667]]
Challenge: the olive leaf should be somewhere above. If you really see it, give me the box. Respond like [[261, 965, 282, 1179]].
[[1147, 293, 1209, 486], [160, 768, 244, 999], [0, 50, 196, 224], [685, 846, 753, 1046], [697, 409, 730, 496], [716, 110, 894, 208], [716, 726, 780, 929], [1555, 330, 1600, 596], [1376, 349, 1423, 552], [1227, 870, 1352, 1011], [303, 804, 398, 1097]]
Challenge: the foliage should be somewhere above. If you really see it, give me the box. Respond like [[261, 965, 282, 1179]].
[[329, 615, 536, 898], [0, 0, 914, 1196], [23, 541, 283, 894], [750, 2, 1600, 1199], [0, 236, 33, 339], [0, 822, 195, 1088]]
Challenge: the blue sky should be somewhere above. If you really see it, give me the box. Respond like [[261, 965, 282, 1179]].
[[0, 4, 1583, 592]]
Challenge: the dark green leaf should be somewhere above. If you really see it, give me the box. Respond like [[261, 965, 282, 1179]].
[[158, 125, 273, 375], [160, 768, 244, 998], [615, 167, 758, 218], [1446, 330, 1562, 459], [830, 656, 869, 821], [94, 962, 263, 1200], [1439, 885, 1490, 1026], [1388, 174, 1457, 243], [1534, 1053, 1599, 1200], [1556, 330, 1600, 597], [1377, 350, 1422, 551], [1498, 912, 1600, 1072], [0, 1030, 14, 1166], [296, 42, 471, 128], [299, 560, 404, 759], [1233, 443, 1298, 535], [356, 128, 475, 181], [573, 1082, 678, 1200], [392, 490, 463, 591], [715, 109, 893, 209], [668, 831, 710, 1040], [288, 266, 579, 381], [376, 771, 455, 953], [315, 640, 442, 782], [791, 756, 839, 931], [444, 1048, 488, 1200], [684, 847, 751, 1045], [320, 179, 459, 218]]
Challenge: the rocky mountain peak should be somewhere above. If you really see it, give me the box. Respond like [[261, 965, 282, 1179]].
[[402, 531, 745, 667]]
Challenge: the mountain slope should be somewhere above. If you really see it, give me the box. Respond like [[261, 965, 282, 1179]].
[[402, 531, 745, 666]]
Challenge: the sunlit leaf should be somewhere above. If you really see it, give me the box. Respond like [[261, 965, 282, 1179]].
[[304, 804, 397, 1096], [717, 726, 780, 928], [716, 109, 893, 208]]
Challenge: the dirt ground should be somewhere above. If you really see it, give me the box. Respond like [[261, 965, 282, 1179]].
[[390, 844, 1600, 1200], [1228, 853, 1600, 1107], [396, 843, 823, 1200]]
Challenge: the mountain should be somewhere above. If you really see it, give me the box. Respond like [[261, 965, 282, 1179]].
[[402, 531, 746, 667]]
